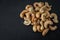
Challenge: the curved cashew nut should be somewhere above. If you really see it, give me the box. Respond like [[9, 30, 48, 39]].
[[42, 28, 49, 36], [24, 12, 35, 21], [44, 20, 53, 28], [33, 2, 39, 8], [31, 18, 38, 25], [41, 13, 47, 21], [35, 7, 40, 11], [38, 2, 44, 7], [23, 19, 31, 26], [20, 10, 28, 18], [40, 21, 44, 31], [33, 25, 37, 32], [45, 11, 50, 18], [25, 5, 34, 12], [49, 26, 57, 31], [36, 12, 41, 18], [50, 13, 58, 23], [37, 25, 41, 32], [45, 2, 52, 11]]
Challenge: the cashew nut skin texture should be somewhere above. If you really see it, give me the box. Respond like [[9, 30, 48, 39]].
[[44, 20, 53, 28], [42, 28, 49, 36], [50, 13, 58, 23], [49, 26, 57, 31]]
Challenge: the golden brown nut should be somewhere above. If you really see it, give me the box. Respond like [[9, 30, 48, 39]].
[[49, 26, 57, 31], [50, 13, 58, 23], [38, 2, 44, 7], [23, 19, 31, 26], [44, 20, 53, 28], [42, 28, 49, 36], [25, 5, 35, 12], [36, 12, 41, 18], [41, 13, 47, 21], [40, 21, 44, 31], [33, 25, 37, 32], [33, 2, 39, 8], [20, 10, 28, 18]]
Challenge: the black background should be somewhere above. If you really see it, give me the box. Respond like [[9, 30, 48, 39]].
[[0, 0, 60, 40]]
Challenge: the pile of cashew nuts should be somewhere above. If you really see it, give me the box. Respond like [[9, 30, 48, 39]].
[[20, 2, 58, 36]]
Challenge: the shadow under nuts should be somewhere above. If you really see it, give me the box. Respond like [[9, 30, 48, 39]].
[[20, 2, 59, 36]]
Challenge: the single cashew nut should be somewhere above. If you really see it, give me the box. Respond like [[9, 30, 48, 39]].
[[42, 28, 49, 36], [38, 2, 44, 7], [44, 20, 53, 28], [49, 26, 57, 31], [41, 13, 47, 21], [33, 2, 39, 8], [50, 13, 58, 23], [20, 10, 28, 18], [40, 21, 44, 31], [36, 12, 41, 18], [35, 7, 40, 11], [23, 19, 31, 26], [37, 25, 42, 32], [25, 5, 34, 12], [33, 25, 37, 32]]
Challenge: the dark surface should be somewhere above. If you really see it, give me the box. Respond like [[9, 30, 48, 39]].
[[0, 0, 60, 40]]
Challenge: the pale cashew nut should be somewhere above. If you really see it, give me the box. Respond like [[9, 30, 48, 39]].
[[36, 12, 41, 18], [20, 10, 28, 18], [45, 2, 52, 11], [42, 28, 49, 36], [49, 26, 57, 31], [40, 21, 44, 31], [35, 7, 40, 11], [38, 2, 44, 7], [50, 13, 58, 23], [37, 25, 42, 32], [33, 25, 37, 32], [25, 5, 34, 12], [31, 18, 38, 25], [23, 19, 31, 26], [39, 8, 44, 13], [41, 13, 47, 21], [44, 20, 53, 28], [33, 2, 39, 8]]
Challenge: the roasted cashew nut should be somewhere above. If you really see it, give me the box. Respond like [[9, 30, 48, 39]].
[[49, 26, 57, 31], [45, 2, 52, 11], [24, 19, 31, 26], [50, 13, 58, 23], [37, 25, 41, 32], [25, 5, 34, 12], [36, 12, 41, 18], [20, 10, 28, 18], [44, 20, 53, 28], [33, 2, 39, 8], [38, 2, 44, 7], [41, 13, 47, 21], [33, 2, 40, 11], [33, 25, 37, 32], [40, 21, 44, 31], [42, 28, 49, 36]]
